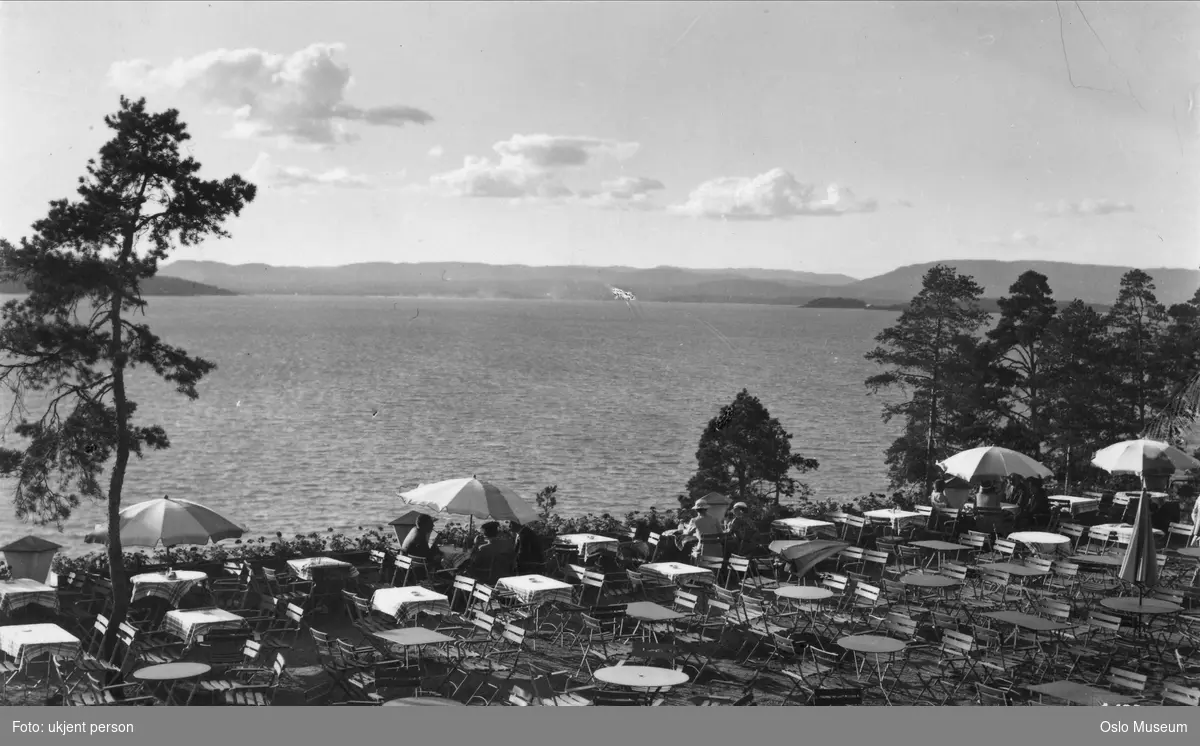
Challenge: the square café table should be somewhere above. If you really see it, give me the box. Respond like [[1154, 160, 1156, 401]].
[[495, 574, 575, 606], [0, 579, 60, 616], [640, 562, 715, 588], [372, 627, 456, 665], [371, 586, 451, 621], [287, 556, 360, 580], [130, 570, 209, 607], [162, 607, 246, 647], [771, 517, 835, 538], [863, 509, 924, 531], [553, 534, 621, 560], [1047, 495, 1100, 516], [0, 623, 80, 678]]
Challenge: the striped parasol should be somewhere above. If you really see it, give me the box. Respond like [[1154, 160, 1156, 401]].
[[84, 495, 246, 548]]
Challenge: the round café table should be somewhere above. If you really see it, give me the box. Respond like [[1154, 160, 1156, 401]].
[[838, 635, 906, 705], [1174, 547, 1200, 559], [774, 585, 834, 602], [132, 662, 211, 706], [1008, 531, 1071, 556], [1100, 597, 1183, 650], [775, 585, 834, 630], [593, 665, 689, 691], [384, 696, 464, 706], [899, 572, 960, 608]]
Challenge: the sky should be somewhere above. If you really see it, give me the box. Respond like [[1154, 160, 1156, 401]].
[[0, 1, 1197, 278]]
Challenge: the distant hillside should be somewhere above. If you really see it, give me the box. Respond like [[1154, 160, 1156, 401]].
[[0, 275, 235, 296], [818, 260, 1199, 307], [804, 296, 1113, 314], [154, 259, 1199, 308], [158, 261, 846, 301]]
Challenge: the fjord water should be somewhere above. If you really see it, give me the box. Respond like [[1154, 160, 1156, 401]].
[[0, 296, 901, 553]]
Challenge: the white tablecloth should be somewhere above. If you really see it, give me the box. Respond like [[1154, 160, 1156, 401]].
[[130, 571, 208, 606], [1047, 495, 1100, 516], [0, 623, 79, 667], [162, 607, 246, 647], [371, 586, 451, 619], [1090, 523, 1165, 544], [1114, 492, 1167, 506], [0, 579, 59, 615], [771, 517, 836, 536], [286, 557, 360, 580], [639, 562, 715, 587], [863, 509, 925, 529], [495, 574, 575, 605], [553, 533, 620, 559]]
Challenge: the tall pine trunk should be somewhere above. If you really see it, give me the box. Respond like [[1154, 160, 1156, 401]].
[[99, 219, 138, 659]]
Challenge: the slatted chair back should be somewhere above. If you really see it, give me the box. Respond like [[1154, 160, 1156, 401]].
[[630, 640, 678, 668], [1161, 682, 1200, 706], [579, 570, 606, 605], [471, 611, 499, 638], [508, 685, 534, 706], [1057, 524, 1086, 550], [450, 575, 477, 610], [837, 546, 865, 569], [940, 630, 975, 660], [878, 612, 918, 640], [1024, 558, 1053, 574], [469, 584, 495, 613], [993, 539, 1017, 558], [671, 589, 700, 615], [820, 575, 849, 600], [931, 611, 963, 635], [391, 555, 416, 586], [1167, 522, 1196, 548], [965, 530, 991, 547], [1150, 589, 1184, 606], [725, 556, 752, 587], [895, 545, 922, 571], [1035, 598, 1073, 622], [1086, 611, 1124, 637], [368, 549, 389, 579], [978, 569, 1011, 594], [862, 550, 890, 577], [223, 561, 246, 577], [976, 683, 1012, 705], [1106, 667, 1147, 695], [1048, 561, 1079, 589], [938, 564, 969, 584], [853, 583, 881, 608], [647, 533, 662, 563], [842, 516, 873, 545], [711, 584, 741, 606], [563, 564, 588, 584]]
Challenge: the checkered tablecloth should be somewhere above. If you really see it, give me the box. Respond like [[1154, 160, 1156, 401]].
[[371, 586, 451, 620], [130, 571, 209, 607], [771, 517, 836, 536], [553, 533, 621, 560], [1047, 495, 1100, 516], [0, 623, 80, 667], [639, 562, 715, 587], [495, 574, 575, 605], [162, 607, 246, 647], [0, 579, 60, 616], [286, 557, 360, 580], [1090, 523, 1165, 544]]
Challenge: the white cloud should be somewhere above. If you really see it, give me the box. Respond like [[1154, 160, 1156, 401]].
[[108, 43, 433, 148], [979, 230, 1040, 248], [246, 152, 374, 189], [427, 145, 445, 159], [426, 133, 643, 202], [575, 176, 666, 210], [1035, 198, 1134, 217], [670, 169, 878, 220]]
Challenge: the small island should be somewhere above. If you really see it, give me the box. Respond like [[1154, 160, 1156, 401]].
[[802, 297, 906, 310]]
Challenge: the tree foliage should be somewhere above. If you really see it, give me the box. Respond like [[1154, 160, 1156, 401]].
[[1106, 269, 1169, 437], [0, 97, 255, 651], [985, 271, 1058, 458], [865, 264, 990, 492], [685, 389, 819, 504]]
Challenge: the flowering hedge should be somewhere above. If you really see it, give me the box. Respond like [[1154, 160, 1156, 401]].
[[45, 490, 909, 578]]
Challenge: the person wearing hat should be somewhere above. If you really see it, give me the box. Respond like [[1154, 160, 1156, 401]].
[[678, 497, 724, 560], [724, 501, 755, 556]]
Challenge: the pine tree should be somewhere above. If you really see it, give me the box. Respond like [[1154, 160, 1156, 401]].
[[0, 97, 255, 653]]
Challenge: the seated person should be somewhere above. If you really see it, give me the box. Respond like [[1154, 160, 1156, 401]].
[[942, 476, 973, 510], [930, 479, 951, 511], [723, 502, 757, 557], [401, 514, 443, 566], [510, 520, 545, 574], [469, 521, 515, 580]]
